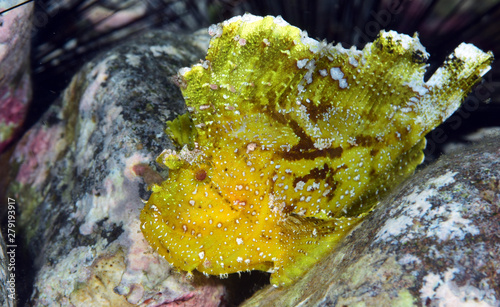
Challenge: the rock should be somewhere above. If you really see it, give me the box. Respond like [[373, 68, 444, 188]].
[[7, 29, 233, 306], [0, 0, 33, 153], [242, 136, 500, 306]]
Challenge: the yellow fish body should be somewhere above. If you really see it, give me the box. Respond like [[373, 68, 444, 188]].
[[140, 14, 492, 286]]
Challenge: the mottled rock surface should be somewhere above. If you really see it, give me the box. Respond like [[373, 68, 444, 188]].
[[7, 29, 235, 306], [243, 137, 500, 306], [0, 0, 33, 153]]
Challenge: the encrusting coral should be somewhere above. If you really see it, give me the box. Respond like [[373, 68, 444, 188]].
[[140, 14, 493, 286]]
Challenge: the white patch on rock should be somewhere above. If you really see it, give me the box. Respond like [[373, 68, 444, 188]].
[[76, 170, 123, 235], [375, 188, 435, 243], [375, 171, 480, 245], [398, 253, 421, 265], [75, 120, 97, 172], [425, 202, 480, 242], [375, 214, 414, 242], [420, 268, 494, 306], [32, 245, 99, 301], [80, 55, 115, 112], [420, 272, 443, 301], [125, 54, 141, 67], [150, 45, 184, 59]]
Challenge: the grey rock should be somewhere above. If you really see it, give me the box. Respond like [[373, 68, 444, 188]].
[[7, 29, 231, 306], [243, 137, 500, 306]]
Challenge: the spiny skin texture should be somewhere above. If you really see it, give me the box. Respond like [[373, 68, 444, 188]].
[[140, 14, 493, 286]]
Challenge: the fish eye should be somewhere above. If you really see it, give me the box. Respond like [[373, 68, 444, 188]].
[[194, 169, 207, 181]]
